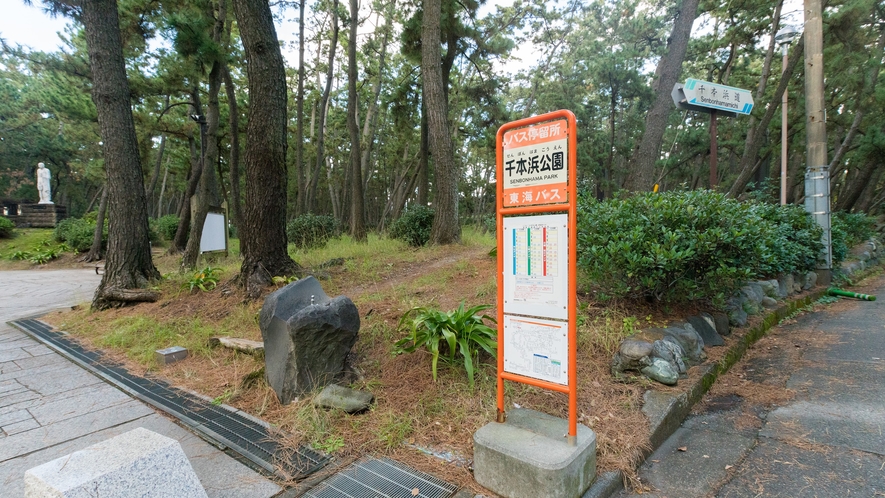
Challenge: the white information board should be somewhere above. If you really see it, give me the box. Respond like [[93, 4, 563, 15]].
[[199, 212, 227, 253], [502, 213, 569, 320], [503, 315, 569, 385]]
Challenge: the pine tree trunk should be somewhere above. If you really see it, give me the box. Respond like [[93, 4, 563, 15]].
[[306, 0, 339, 214], [80, 185, 107, 263], [232, 0, 299, 298], [182, 2, 226, 270], [422, 0, 460, 244], [169, 94, 205, 254], [82, 0, 160, 309], [727, 37, 804, 197], [295, 0, 307, 216], [347, 0, 366, 242], [624, 0, 700, 192]]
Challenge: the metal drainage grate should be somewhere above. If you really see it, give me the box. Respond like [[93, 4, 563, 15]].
[[303, 457, 458, 498], [11, 318, 330, 480]]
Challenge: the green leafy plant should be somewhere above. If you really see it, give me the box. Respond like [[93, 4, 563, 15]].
[[394, 302, 497, 387], [0, 216, 15, 238], [11, 250, 30, 260], [29, 247, 60, 264], [185, 266, 221, 292], [389, 206, 435, 247], [286, 213, 339, 249]]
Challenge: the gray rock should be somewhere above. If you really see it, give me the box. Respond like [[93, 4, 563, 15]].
[[260, 277, 360, 404], [728, 307, 748, 327], [860, 251, 871, 262], [758, 280, 778, 298], [803, 271, 818, 290], [661, 325, 705, 364], [641, 358, 679, 386], [313, 384, 374, 413], [742, 299, 762, 316], [773, 278, 788, 298], [791, 275, 802, 293], [777, 275, 793, 297], [708, 312, 731, 337], [748, 282, 764, 301], [652, 339, 686, 374], [611, 340, 654, 374], [761, 296, 778, 308], [741, 285, 763, 304], [686, 316, 724, 347]]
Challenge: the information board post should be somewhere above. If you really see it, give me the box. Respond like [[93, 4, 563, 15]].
[[495, 110, 578, 444]]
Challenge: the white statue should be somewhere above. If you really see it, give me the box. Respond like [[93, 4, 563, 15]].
[[36, 162, 52, 204]]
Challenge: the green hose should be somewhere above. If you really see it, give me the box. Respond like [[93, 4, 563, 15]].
[[827, 288, 876, 301]]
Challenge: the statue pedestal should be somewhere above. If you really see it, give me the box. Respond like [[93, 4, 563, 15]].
[[9, 204, 68, 228]]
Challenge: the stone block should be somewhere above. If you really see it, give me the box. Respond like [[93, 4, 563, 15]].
[[260, 276, 360, 404], [155, 346, 188, 365], [24, 427, 207, 498], [474, 408, 596, 498]]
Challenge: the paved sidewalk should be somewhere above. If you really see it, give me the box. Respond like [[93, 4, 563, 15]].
[[0, 269, 281, 497], [618, 274, 885, 497]]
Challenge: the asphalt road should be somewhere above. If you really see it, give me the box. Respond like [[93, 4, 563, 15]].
[[618, 274, 885, 498]]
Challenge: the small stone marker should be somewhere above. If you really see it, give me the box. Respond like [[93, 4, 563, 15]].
[[155, 346, 188, 365], [24, 427, 207, 498], [313, 384, 374, 413]]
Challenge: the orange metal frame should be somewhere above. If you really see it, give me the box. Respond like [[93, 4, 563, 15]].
[[495, 109, 579, 442]]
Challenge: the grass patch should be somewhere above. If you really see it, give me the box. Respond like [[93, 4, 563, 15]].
[[40, 224, 656, 492], [0, 228, 69, 268]]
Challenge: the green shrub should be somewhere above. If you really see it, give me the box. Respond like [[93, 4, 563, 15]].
[[286, 213, 339, 249], [54, 218, 99, 253], [832, 212, 876, 259], [389, 206, 435, 247], [394, 303, 497, 388], [151, 214, 180, 241], [0, 216, 14, 238], [752, 203, 823, 275], [577, 191, 824, 304]]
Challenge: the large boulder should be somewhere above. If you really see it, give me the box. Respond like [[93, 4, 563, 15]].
[[260, 277, 360, 405]]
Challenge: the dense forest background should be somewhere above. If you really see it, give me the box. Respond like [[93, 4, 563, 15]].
[[1, 0, 883, 249]]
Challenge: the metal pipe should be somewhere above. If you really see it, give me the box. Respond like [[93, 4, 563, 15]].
[[827, 288, 876, 301]]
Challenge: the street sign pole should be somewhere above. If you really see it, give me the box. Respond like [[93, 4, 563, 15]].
[[710, 110, 718, 188], [672, 79, 753, 189]]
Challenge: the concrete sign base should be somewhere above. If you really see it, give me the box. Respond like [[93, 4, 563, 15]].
[[473, 408, 596, 498]]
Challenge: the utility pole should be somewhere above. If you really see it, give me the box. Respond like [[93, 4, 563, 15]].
[[804, 0, 832, 283]]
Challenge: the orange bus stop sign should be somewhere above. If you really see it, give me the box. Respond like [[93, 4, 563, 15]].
[[495, 110, 578, 443]]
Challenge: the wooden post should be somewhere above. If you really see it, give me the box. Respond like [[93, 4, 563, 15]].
[[709, 110, 718, 188]]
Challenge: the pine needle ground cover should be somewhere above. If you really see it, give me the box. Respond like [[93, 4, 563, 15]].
[[41, 224, 831, 492]]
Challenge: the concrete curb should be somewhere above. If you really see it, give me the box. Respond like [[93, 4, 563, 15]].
[[582, 287, 828, 498]]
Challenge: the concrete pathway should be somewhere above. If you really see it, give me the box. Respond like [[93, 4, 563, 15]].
[[618, 275, 885, 497], [0, 269, 281, 497]]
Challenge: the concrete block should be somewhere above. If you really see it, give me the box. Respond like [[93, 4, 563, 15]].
[[24, 427, 208, 498], [155, 346, 188, 365], [473, 408, 596, 498]]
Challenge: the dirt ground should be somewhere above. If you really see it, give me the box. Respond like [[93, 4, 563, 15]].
[[39, 244, 864, 494]]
